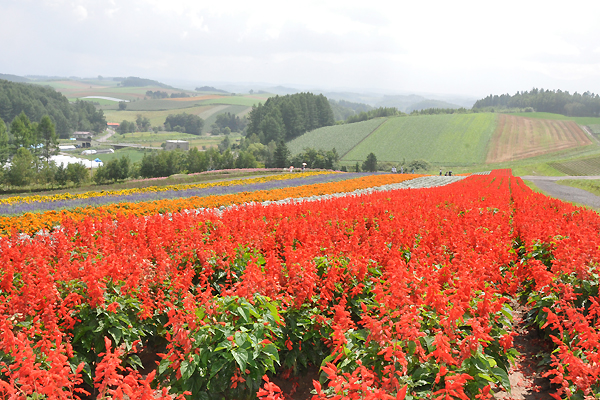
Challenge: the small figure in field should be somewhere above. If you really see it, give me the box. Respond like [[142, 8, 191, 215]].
[[445, 172, 448, 176], [400, 166, 404, 174], [289, 166, 294, 173], [412, 168, 415, 174], [302, 162, 306, 172], [449, 170, 452, 176], [439, 169, 442, 176], [392, 166, 397, 173]]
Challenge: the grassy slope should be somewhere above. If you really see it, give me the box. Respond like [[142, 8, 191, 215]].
[[342, 113, 497, 166], [287, 118, 387, 156], [557, 179, 600, 196]]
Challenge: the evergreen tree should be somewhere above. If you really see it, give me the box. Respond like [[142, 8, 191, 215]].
[[273, 141, 290, 168], [10, 112, 34, 154], [37, 115, 58, 162], [7, 147, 35, 187], [55, 164, 68, 186], [362, 152, 378, 172], [247, 92, 336, 145], [259, 112, 285, 144], [0, 117, 8, 165]]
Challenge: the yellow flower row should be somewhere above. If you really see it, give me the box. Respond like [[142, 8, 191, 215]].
[[0, 171, 335, 205], [0, 174, 423, 237]]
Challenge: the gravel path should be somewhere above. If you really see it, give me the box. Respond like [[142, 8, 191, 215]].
[[520, 175, 600, 208]]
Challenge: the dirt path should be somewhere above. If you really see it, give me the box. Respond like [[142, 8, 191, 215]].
[[520, 175, 600, 208], [95, 128, 116, 143], [494, 302, 554, 400]]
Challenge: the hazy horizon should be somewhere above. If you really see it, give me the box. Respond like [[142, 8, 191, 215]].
[[2, 0, 600, 99]]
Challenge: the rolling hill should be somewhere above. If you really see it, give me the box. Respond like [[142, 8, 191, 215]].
[[288, 112, 600, 169], [287, 118, 387, 157], [342, 113, 497, 166]]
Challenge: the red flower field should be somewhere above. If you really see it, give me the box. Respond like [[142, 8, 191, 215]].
[[0, 170, 599, 399]]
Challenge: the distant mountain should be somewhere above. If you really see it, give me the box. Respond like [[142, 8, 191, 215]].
[[263, 86, 300, 96], [120, 76, 173, 89], [375, 95, 428, 112], [0, 73, 30, 83], [321, 91, 383, 106], [195, 86, 229, 94], [406, 100, 463, 113]]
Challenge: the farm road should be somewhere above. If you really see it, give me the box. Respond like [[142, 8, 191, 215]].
[[520, 175, 600, 208]]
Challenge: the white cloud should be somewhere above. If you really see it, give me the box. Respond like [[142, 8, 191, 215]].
[[2, 0, 600, 96], [73, 4, 87, 21]]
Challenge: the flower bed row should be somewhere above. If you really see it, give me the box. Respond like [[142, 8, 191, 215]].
[[509, 178, 600, 398], [1, 171, 599, 399], [0, 172, 380, 216], [0, 171, 335, 207], [0, 173, 423, 237]]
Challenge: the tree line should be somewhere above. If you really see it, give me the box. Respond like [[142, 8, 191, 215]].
[[473, 88, 600, 117], [0, 114, 92, 189], [211, 112, 247, 135], [409, 107, 473, 116], [145, 91, 190, 99], [329, 99, 374, 121], [246, 93, 335, 145], [344, 107, 402, 123], [0, 80, 106, 138]]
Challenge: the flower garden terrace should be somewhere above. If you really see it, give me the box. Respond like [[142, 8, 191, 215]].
[[0, 169, 599, 399]]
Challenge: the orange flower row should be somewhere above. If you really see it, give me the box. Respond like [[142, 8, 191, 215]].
[[0, 174, 424, 237]]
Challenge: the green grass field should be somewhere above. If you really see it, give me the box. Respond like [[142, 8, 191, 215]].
[[557, 179, 600, 196], [287, 118, 386, 156], [342, 113, 497, 166], [104, 104, 251, 131], [198, 97, 263, 107], [106, 131, 241, 150], [103, 105, 216, 126], [507, 112, 600, 126]]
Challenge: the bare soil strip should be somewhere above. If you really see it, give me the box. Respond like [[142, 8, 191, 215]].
[[487, 115, 592, 163], [494, 302, 554, 400]]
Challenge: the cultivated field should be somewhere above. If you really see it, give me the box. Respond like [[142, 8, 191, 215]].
[[486, 114, 593, 163], [551, 156, 600, 175], [342, 113, 497, 166], [508, 112, 600, 127], [287, 118, 386, 156]]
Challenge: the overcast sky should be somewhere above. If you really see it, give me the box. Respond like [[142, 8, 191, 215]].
[[1, 0, 600, 98]]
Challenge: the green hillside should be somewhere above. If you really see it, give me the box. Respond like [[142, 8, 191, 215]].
[[287, 118, 386, 156], [342, 113, 497, 166]]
